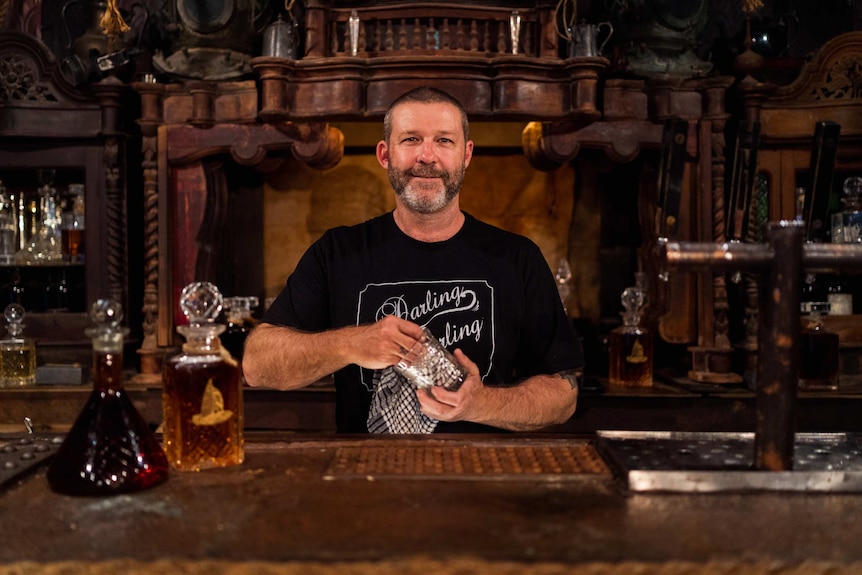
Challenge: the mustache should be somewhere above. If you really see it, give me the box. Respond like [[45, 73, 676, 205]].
[[407, 166, 447, 178]]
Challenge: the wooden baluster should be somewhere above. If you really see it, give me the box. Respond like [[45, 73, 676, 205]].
[[413, 19, 421, 50], [497, 21, 506, 53], [330, 21, 338, 55], [470, 20, 478, 51], [385, 20, 394, 51], [427, 18, 436, 49], [483, 21, 491, 52], [455, 19, 464, 50], [373, 20, 381, 52], [442, 19, 450, 49]]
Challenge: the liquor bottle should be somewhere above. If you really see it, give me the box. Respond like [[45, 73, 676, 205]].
[[0, 303, 36, 387], [47, 299, 169, 495], [162, 281, 244, 471], [220, 296, 259, 361], [798, 301, 839, 391], [826, 176, 862, 314], [0, 179, 16, 265], [61, 184, 86, 264], [608, 285, 653, 387]]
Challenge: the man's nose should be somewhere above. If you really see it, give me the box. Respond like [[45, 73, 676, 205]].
[[417, 141, 436, 163]]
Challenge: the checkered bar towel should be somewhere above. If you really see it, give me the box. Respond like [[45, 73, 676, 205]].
[[367, 367, 438, 434]]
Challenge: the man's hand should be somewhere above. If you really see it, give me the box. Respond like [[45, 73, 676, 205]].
[[414, 348, 579, 431], [346, 315, 427, 371], [415, 348, 485, 422]]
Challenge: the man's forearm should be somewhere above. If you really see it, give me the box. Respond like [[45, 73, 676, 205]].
[[242, 323, 351, 390], [472, 372, 579, 432]]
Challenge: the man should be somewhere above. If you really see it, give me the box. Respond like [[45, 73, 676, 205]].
[[242, 86, 584, 433]]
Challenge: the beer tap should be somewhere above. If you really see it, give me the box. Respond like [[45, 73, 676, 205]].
[[658, 221, 862, 471]]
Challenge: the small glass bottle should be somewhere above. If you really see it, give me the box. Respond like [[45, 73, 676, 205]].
[[61, 184, 86, 264], [0, 179, 17, 265], [608, 286, 653, 387], [799, 301, 840, 391], [47, 299, 169, 495], [162, 281, 244, 471], [0, 303, 36, 387], [220, 296, 259, 361]]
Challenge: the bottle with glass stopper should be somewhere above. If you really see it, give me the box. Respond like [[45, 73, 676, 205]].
[[220, 296, 259, 361], [608, 285, 653, 387], [162, 281, 244, 471], [0, 303, 36, 387], [47, 299, 169, 495]]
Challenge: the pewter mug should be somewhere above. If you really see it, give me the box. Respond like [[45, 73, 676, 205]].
[[568, 20, 613, 58], [262, 15, 299, 59]]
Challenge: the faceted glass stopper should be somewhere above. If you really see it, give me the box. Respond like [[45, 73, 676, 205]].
[[843, 176, 862, 199], [4, 303, 24, 337], [621, 286, 645, 327], [90, 298, 123, 327], [181, 281, 223, 325]]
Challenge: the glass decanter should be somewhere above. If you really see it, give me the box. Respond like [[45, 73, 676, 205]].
[[608, 285, 653, 387], [0, 303, 36, 387], [47, 299, 169, 495], [162, 281, 244, 471], [220, 296, 259, 361]]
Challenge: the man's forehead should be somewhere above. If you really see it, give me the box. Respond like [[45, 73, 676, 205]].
[[390, 102, 463, 133]]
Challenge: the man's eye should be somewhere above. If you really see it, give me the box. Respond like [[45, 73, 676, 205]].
[[439, 138, 453, 144]]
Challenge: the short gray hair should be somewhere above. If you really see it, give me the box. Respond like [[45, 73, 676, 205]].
[[383, 86, 470, 143]]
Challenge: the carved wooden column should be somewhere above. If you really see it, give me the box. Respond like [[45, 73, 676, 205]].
[[132, 78, 167, 382]]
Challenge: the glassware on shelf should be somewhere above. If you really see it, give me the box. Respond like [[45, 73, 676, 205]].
[[0, 303, 36, 387], [46, 299, 169, 495], [831, 176, 862, 244], [608, 285, 653, 387], [61, 183, 86, 264], [554, 258, 572, 314], [221, 296, 259, 361], [162, 281, 244, 471], [798, 301, 840, 391], [0, 180, 17, 265], [16, 169, 63, 265]]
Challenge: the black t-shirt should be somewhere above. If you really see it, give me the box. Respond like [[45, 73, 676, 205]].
[[263, 211, 584, 433]]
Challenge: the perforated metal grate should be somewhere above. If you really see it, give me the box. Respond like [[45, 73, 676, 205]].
[[324, 441, 611, 479]]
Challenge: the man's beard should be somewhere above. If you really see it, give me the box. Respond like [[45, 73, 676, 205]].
[[388, 163, 465, 214]]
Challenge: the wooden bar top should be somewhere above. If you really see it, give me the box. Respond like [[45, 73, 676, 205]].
[[4, 433, 862, 573]]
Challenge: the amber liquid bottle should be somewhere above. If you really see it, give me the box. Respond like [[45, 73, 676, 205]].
[[47, 300, 169, 495], [220, 296, 259, 361], [162, 281, 244, 471], [608, 285, 653, 387]]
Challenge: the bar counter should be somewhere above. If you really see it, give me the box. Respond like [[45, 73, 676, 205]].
[[4, 432, 862, 574]]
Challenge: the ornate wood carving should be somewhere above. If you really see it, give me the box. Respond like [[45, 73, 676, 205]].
[[0, 31, 131, 343]]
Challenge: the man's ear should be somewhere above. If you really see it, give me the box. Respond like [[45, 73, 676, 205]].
[[464, 139, 474, 168], [376, 140, 389, 168]]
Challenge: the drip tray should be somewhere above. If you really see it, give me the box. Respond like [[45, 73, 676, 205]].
[[596, 431, 862, 493]]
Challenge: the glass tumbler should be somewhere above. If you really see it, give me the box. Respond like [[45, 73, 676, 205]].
[[394, 327, 467, 391]]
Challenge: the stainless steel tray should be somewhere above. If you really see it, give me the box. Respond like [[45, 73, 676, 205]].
[[596, 430, 862, 493]]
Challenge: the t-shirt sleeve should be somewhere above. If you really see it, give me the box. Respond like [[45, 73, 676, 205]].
[[262, 235, 331, 331]]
